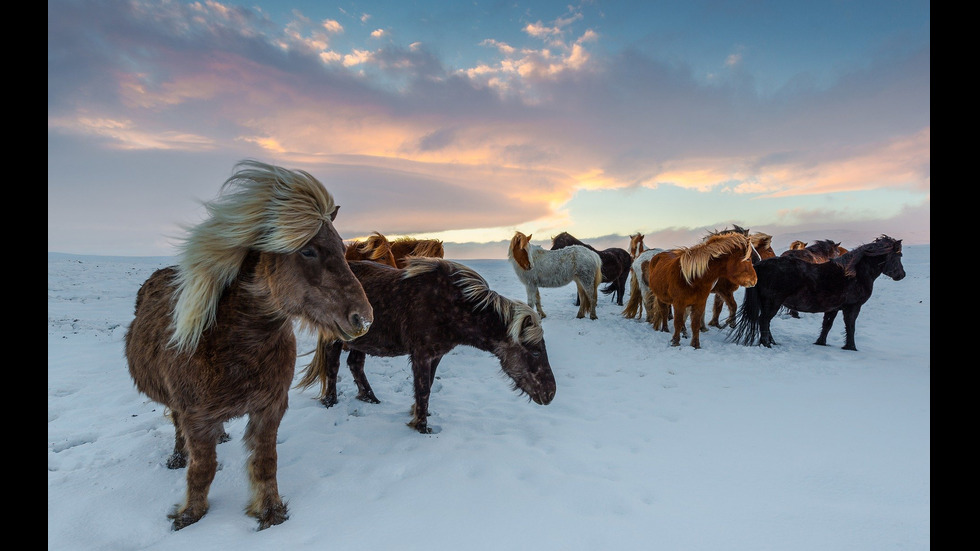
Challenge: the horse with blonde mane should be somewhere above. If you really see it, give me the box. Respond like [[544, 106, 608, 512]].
[[507, 231, 602, 319], [702, 228, 776, 329], [628, 233, 646, 260], [390, 236, 445, 267], [125, 160, 373, 531], [647, 232, 760, 348], [345, 231, 398, 267]]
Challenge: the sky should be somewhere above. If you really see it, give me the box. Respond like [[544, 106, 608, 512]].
[[47, 246, 930, 549], [47, 0, 931, 258]]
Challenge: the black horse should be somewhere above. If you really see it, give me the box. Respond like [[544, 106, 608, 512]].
[[728, 235, 905, 351], [550, 232, 632, 305]]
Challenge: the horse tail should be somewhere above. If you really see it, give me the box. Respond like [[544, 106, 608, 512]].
[[296, 331, 332, 398], [600, 281, 616, 295], [728, 285, 760, 345], [622, 269, 642, 318]]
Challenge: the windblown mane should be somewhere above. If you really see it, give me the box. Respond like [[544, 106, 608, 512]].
[[832, 235, 902, 277], [401, 257, 543, 345], [674, 233, 752, 285], [749, 232, 773, 250], [170, 159, 337, 352], [705, 224, 749, 238], [393, 237, 445, 258], [348, 232, 395, 263], [789, 240, 807, 250]]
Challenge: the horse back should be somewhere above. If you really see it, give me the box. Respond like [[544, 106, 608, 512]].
[[344, 261, 471, 358], [756, 256, 859, 312]]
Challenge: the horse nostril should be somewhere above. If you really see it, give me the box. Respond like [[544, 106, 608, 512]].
[[350, 312, 370, 331]]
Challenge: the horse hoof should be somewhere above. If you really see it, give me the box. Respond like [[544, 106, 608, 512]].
[[169, 509, 205, 531], [166, 452, 187, 469], [842, 345, 857, 351], [255, 503, 289, 530], [356, 391, 380, 404], [320, 395, 339, 408]]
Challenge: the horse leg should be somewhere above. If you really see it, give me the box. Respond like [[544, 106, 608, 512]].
[[669, 302, 685, 346], [688, 302, 707, 349], [166, 410, 188, 469], [588, 274, 600, 320], [316, 339, 344, 408], [168, 416, 221, 530], [527, 286, 546, 318], [243, 406, 289, 530], [840, 304, 862, 351], [574, 281, 587, 318], [616, 273, 628, 306], [722, 291, 738, 328], [707, 292, 724, 328], [408, 354, 438, 434], [347, 349, 380, 404], [814, 309, 839, 346], [758, 300, 782, 347]]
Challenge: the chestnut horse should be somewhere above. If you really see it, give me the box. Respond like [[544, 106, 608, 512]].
[[390, 236, 445, 267], [703, 230, 776, 329], [780, 239, 846, 318], [550, 232, 633, 306], [507, 231, 602, 319], [124, 160, 373, 530], [647, 232, 760, 348], [730, 235, 905, 351], [345, 231, 398, 267], [298, 258, 557, 434]]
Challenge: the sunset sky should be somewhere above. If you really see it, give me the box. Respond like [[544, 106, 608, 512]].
[[48, 0, 930, 258]]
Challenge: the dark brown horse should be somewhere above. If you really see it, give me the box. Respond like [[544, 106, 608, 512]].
[[647, 232, 760, 348], [780, 239, 846, 318], [298, 258, 557, 434], [730, 235, 905, 350], [124, 160, 373, 531], [550, 232, 633, 305], [390, 236, 445, 267], [345, 231, 398, 267]]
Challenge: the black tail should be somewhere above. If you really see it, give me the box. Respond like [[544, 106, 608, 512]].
[[600, 281, 615, 295], [728, 285, 761, 345]]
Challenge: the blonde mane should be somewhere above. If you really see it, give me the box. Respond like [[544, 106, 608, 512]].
[[170, 159, 337, 352], [392, 237, 445, 259], [675, 233, 752, 285], [401, 257, 543, 345]]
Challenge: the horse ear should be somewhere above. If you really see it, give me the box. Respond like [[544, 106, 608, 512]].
[[527, 234, 532, 241], [329, 205, 340, 221]]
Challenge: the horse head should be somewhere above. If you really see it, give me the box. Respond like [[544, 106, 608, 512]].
[[878, 236, 906, 281], [497, 302, 556, 405], [629, 233, 645, 259], [509, 232, 533, 270], [750, 233, 776, 260]]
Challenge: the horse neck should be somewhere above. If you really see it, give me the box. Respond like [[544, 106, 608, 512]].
[[220, 252, 293, 334]]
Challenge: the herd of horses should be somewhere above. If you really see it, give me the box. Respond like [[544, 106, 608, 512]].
[[123, 160, 908, 531]]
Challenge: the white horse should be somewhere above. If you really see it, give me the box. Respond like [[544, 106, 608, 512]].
[[507, 231, 602, 319]]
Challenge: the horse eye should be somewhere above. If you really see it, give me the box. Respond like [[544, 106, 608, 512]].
[[530, 350, 541, 358], [300, 248, 317, 258]]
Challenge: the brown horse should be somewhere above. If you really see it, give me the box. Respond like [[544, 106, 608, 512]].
[[704, 230, 776, 329], [345, 231, 398, 267], [390, 236, 445, 267], [124, 160, 373, 531], [780, 239, 846, 318], [298, 257, 557, 434], [647, 232, 760, 348]]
